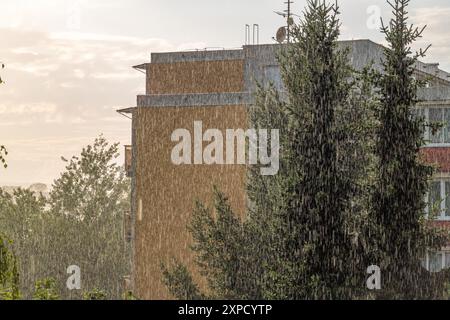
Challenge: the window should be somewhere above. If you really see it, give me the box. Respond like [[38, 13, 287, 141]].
[[429, 108, 442, 143], [415, 107, 450, 145], [424, 251, 450, 272], [426, 179, 450, 220]]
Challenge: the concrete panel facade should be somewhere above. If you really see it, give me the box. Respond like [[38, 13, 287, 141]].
[[134, 105, 248, 300], [146, 60, 245, 95], [122, 40, 450, 299]]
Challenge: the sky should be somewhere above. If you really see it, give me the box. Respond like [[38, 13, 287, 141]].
[[0, 0, 449, 186]]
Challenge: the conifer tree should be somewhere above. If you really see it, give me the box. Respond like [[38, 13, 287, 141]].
[[249, 0, 373, 299], [163, 0, 375, 300], [370, 0, 448, 299]]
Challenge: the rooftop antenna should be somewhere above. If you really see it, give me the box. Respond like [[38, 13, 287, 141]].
[[274, 0, 298, 43], [286, 0, 292, 42]]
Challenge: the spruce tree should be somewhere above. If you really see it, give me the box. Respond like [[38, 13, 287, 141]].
[[371, 0, 448, 299], [249, 0, 371, 299], [163, 0, 375, 300], [163, 188, 256, 299]]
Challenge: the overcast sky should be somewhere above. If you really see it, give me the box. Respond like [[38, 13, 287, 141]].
[[0, 0, 449, 186]]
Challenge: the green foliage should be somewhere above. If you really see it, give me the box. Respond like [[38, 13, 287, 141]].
[[191, 189, 255, 299], [163, 0, 449, 301], [0, 188, 47, 299], [83, 288, 108, 300], [248, 0, 373, 299], [0, 136, 131, 299], [370, 0, 448, 299], [0, 235, 20, 300], [123, 290, 138, 300], [163, 1, 377, 300], [49, 135, 130, 221], [44, 135, 130, 299], [162, 261, 204, 300], [163, 187, 262, 300], [33, 278, 59, 300]]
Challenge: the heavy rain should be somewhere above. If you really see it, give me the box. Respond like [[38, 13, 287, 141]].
[[1, 0, 450, 311]]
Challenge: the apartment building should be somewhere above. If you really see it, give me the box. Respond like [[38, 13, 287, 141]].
[[119, 40, 450, 299]]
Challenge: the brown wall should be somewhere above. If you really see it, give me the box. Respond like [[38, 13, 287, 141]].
[[421, 148, 450, 234], [134, 105, 248, 300], [146, 60, 245, 94], [421, 148, 450, 173]]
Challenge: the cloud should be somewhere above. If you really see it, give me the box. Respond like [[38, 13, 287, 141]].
[[0, 27, 180, 184], [338, 2, 450, 72], [0, 102, 57, 115], [0, 27, 177, 126], [1, 2, 449, 185], [410, 7, 450, 70]]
